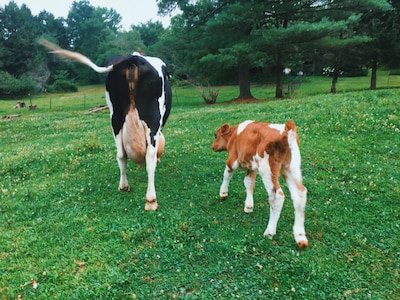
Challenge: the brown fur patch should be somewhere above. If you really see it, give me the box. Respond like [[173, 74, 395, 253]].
[[212, 121, 298, 191]]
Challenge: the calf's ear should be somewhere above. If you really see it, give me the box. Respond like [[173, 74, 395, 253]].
[[220, 124, 230, 134]]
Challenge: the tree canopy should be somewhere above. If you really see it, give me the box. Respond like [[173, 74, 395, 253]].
[[0, 0, 398, 98]]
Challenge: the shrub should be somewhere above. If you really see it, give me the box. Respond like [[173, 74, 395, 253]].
[[47, 79, 78, 93], [0, 71, 36, 97], [200, 85, 219, 104], [46, 70, 78, 93]]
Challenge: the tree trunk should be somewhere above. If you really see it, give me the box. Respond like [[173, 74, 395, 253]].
[[236, 63, 254, 100], [330, 69, 339, 94], [275, 16, 288, 99], [275, 51, 284, 98], [370, 55, 378, 90]]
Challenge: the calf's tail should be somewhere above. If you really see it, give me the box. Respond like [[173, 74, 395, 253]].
[[284, 120, 302, 172], [38, 38, 113, 74], [285, 120, 300, 147], [284, 120, 296, 133]]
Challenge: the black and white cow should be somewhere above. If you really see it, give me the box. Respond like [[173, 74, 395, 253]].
[[40, 39, 172, 210]]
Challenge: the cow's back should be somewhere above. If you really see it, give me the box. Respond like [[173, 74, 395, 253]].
[[105, 54, 172, 146]]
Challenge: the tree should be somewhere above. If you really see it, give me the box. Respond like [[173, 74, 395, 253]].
[[159, 0, 268, 100], [0, 1, 39, 76], [133, 21, 165, 48], [66, 0, 122, 83], [255, 0, 390, 97], [314, 16, 373, 93], [0, 1, 46, 94], [111, 29, 146, 55], [358, 1, 397, 90], [315, 0, 392, 93], [257, 0, 351, 98]]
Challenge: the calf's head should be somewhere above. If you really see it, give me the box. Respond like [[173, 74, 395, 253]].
[[211, 124, 231, 152]]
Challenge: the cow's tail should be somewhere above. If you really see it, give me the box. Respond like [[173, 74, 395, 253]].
[[38, 38, 113, 74]]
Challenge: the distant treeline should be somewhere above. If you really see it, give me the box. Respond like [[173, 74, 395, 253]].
[[1, 0, 399, 98]]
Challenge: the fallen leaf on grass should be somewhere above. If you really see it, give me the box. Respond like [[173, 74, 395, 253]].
[[75, 260, 86, 274], [31, 279, 38, 289]]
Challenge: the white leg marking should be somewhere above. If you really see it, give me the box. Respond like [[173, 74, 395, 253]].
[[105, 91, 114, 120], [145, 144, 158, 211], [286, 173, 308, 249], [115, 133, 130, 191], [257, 161, 285, 239], [286, 135, 308, 249], [219, 165, 235, 200], [263, 188, 285, 239], [243, 171, 256, 213]]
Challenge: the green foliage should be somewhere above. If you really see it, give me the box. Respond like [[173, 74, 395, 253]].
[[0, 2, 40, 76], [46, 80, 78, 93], [0, 71, 36, 97], [1, 0, 399, 97], [45, 70, 77, 93], [0, 82, 399, 298], [133, 21, 164, 47], [62, 1, 122, 84]]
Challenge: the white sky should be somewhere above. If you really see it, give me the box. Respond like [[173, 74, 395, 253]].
[[0, 0, 173, 30]]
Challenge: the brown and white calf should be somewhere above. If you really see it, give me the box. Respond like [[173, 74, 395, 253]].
[[211, 120, 308, 249]]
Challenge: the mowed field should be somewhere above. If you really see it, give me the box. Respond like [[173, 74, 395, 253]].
[[0, 74, 399, 299]]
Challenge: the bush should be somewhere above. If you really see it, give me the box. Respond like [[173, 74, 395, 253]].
[[47, 79, 78, 93], [0, 71, 36, 97], [46, 70, 78, 93], [342, 67, 368, 77]]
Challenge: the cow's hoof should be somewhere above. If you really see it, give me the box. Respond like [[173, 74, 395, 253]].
[[244, 206, 253, 213], [118, 186, 130, 191], [145, 199, 158, 211]]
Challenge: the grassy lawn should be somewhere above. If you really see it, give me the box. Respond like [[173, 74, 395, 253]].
[[0, 74, 399, 299]]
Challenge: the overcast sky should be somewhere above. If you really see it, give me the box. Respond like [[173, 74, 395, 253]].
[[0, 0, 173, 30]]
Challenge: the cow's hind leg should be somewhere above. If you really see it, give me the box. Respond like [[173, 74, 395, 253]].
[[144, 145, 158, 211], [115, 134, 130, 191], [243, 170, 256, 213]]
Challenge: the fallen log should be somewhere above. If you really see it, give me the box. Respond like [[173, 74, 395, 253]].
[[3, 114, 21, 120], [87, 105, 109, 113]]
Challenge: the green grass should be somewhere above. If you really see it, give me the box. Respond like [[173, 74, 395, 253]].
[[0, 75, 399, 299]]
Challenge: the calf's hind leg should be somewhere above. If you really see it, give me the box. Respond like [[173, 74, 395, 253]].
[[243, 170, 256, 213], [286, 174, 308, 249], [263, 188, 285, 239], [258, 164, 285, 239], [219, 165, 234, 200]]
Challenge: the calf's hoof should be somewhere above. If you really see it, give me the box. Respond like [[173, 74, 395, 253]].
[[219, 192, 228, 201], [118, 185, 130, 191], [294, 232, 308, 249], [297, 240, 308, 250], [145, 199, 158, 211], [263, 230, 274, 240]]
